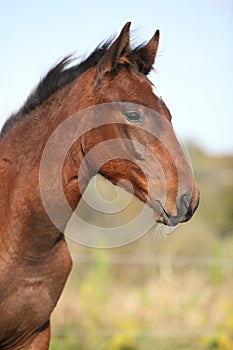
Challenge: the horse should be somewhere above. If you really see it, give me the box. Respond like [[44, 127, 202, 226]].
[[0, 22, 199, 349]]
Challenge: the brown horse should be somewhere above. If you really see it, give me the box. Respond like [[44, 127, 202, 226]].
[[0, 23, 199, 349]]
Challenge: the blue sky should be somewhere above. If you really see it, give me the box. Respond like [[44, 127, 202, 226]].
[[0, 0, 232, 155]]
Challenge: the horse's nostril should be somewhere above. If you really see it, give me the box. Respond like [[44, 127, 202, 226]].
[[177, 193, 192, 216]]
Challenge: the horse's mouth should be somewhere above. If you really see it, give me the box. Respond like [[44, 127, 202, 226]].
[[154, 199, 196, 227], [133, 191, 194, 227]]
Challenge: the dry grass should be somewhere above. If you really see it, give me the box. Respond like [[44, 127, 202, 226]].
[[50, 233, 233, 350]]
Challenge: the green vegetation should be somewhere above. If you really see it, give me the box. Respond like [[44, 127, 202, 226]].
[[50, 145, 233, 349]]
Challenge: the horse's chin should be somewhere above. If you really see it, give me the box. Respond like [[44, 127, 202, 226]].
[[156, 215, 179, 227]]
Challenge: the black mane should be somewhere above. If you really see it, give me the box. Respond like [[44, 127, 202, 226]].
[[0, 39, 114, 137]]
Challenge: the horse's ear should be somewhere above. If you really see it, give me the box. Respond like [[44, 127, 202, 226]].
[[96, 22, 131, 78], [131, 30, 160, 75]]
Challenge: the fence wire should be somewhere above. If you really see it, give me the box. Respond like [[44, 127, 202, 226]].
[[70, 252, 233, 268]]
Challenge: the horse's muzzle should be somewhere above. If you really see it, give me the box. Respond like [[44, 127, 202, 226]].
[[155, 192, 200, 227]]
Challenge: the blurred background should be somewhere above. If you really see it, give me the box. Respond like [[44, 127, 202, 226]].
[[1, 1, 233, 349]]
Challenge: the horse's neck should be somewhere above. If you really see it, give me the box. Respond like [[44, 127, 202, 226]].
[[0, 78, 91, 258]]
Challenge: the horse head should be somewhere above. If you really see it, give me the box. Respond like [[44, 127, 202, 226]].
[[75, 22, 200, 226]]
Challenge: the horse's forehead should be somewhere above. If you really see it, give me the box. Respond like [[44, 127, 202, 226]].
[[151, 85, 161, 99], [108, 70, 173, 123], [121, 71, 164, 107], [112, 69, 155, 97]]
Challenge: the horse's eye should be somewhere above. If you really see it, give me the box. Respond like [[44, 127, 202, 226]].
[[124, 111, 144, 123]]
